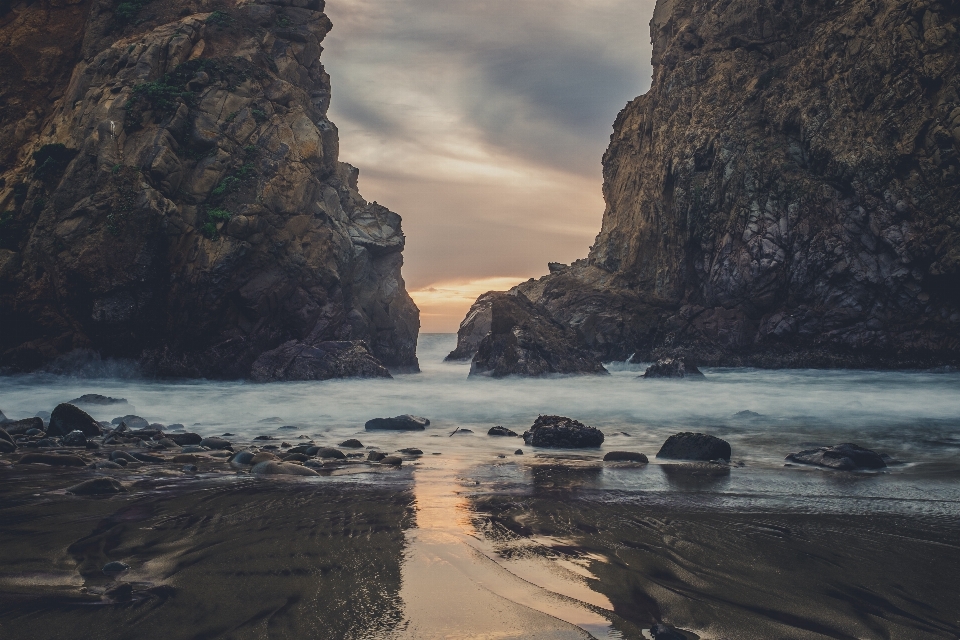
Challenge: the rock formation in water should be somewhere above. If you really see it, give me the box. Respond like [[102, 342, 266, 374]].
[[448, 291, 607, 377], [0, 0, 419, 379], [460, 0, 960, 368]]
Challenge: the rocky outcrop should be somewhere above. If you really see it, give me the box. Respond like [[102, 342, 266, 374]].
[[452, 291, 607, 377], [364, 415, 429, 431], [786, 443, 887, 470], [522, 415, 604, 448], [0, 0, 419, 379], [642, 357, 704, 378], [464, 0, 960, 368]]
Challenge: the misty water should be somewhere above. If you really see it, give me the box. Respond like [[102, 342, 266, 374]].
[[2, 333, 959, 517]]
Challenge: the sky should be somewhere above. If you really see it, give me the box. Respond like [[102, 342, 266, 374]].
[[322, 0, 658, 331]]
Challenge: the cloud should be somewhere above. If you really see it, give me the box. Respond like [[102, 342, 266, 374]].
[[321, 0, 657, 330]]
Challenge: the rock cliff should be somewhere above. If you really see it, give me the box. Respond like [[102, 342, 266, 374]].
[[466, 0, 960, 368], [0, 0, 419, 378]]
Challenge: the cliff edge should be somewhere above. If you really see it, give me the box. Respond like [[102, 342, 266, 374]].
[[464, 0, 960, 368], [0, 0, 419, 378]]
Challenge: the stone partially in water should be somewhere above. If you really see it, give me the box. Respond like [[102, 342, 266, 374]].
[[48, 404, 102, 437], [169, 432, 202, 446], [786, 443, 886, 471], [488, 426, 518, 437], [66, 478, 127, 495], [69, 394, 128, 406], [251, 461, 320, 477], [603, 451, 648, 463], [657, 433, 731, 461], [379, 456, 402, 466], [199, 437, 232, 450], [112, 415, 149, 430], [339, 439, 364, 448], [642, 358, 704, 379], [398, 448, 422, 456], [315, 447, 346, 459], [367, 451, 387, 462], [365, 415, 430, 431], [522, 415, 604, 448]]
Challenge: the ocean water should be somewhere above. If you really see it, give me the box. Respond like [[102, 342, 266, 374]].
[[2, 333, 959, 514]]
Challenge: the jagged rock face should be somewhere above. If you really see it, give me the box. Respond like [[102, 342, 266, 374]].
[[465, 292, 607, 377], [520, 0, 960, 367], [0, 0, 419, 378]]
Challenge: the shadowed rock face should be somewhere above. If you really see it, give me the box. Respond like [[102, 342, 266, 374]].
[[467, 0, 960, 368], [0, 0, 419, 379], [457, 292, 607, 377]]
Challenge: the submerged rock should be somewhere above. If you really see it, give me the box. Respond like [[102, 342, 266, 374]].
[[522, 415, 604, 448], [786, 443, 887, 471], [365, 415, 430, 431], [464, 292, 607, 377], [488, 426, 518, 437], [642, 358, 704, 379], [657, 433, 731, 461], [48, 404, 102, 437], [66, 478, 127, 495], [603, 451, 648, 463]]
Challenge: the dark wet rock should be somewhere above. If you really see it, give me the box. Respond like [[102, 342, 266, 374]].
[[280, 442, 291, 448], [182, 464, 198, 472], [488, 426, 518, 437], [62, 430, 87, 447], [110, 451, 138, 463], [278, 426, 298, 430], [26, 428, 44, 437], [650, 623, 687, 640], [282, 453, 310, 462], [169, 433, 202, 446], [132, 453, 164, 464], [17, 453, 87, 466], [515, 449, 523, 455], [339, 439, 364, 448], [398, 448, 423, 455], [786, 443, 886, 471], [66, 478, 127, 495], [316, 447, 346, 460], [48, 403, 102, 437], [604, 451, 649, 463], [0, 439, 16, 453], [464, 292, 608, 377], [254, 435, 275, 441], [367, 451, 387, 462], [168, 424, 185, 431], [380, 456, 402, 466], [102, 561, 130, 576], [286, 445, 313, 455], [657, 433, 731, 461], [522, 415, 604, 448], [365, 415, 430, 431], [249, 452, 280, 465], [3, 417, 44, 435], [70, 394, 128, 406], [94, 461, 123, 469], [199, 437, 232, 450], [35, 438, 57, 448], [251, 461, 320, 477], [104, 583, 133, 602], [250, 340, 393, 382], [642, 358, 704, 379], [0, 428, 14, 445], [112, 415, 149, 430]]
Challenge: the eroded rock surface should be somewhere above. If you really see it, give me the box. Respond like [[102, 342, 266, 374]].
[[786, 443, 887, 470], [657, 432, 731, 461], [0, 0, 418, 379], [522, 415, 605, 448], [460, 0, 960, 368]]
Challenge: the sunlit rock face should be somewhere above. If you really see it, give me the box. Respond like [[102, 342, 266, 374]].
[[507, 0, 960, 367], [0, 0, 419, 378]]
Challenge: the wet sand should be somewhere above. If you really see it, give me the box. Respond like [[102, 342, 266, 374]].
[[1, 457, 958, 639]]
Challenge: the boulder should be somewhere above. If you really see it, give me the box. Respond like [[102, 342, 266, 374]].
[[465, 292, 608, 377], [315, 447, 346, 459], [169, 433, 202, 446], [785, 443, 886, 471], [367, 451, 387, 462], [488, 426, 518, 437], [250, 340, 393, 382], [365, 415, 430, 431], [657, 433, 731, 461], [603, 451, 648, 463], [17, 453, 87, 466], [69, 394, 128, 406], [66, 478, 127, 495], [522, 415, 604, 448], [251, 461, 320, 476], [380, 456, 402, 466], [199, 437, 232, 450], [62, 430, 87, 447], [48, 404, 102, 437], [339, 439, 364, 448], [398, 448, 422, 455], [112, 415, 149, 430], [642, 358, 704, 379], [3, 417, 43, 435]]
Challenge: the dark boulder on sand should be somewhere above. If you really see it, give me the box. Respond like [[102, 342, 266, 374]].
[[657, 432, 731, 461], [642, 358, 704, 379], [66, 478, 127, 495], [170, 433, 203, 446], [603, 451, 649, 463], [365, 415, 430, 431], [199, 437, 233, 450], [339, 439, 364, 448], [786, 443, 886, 471], [3, 417, 43, 435], [48, 404, 102, 437], [488, 426, 518, 437], [522, 415, 604, 448]]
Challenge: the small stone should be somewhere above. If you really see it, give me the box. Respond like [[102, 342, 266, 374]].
[[169, 433, 202, 446], [339, 439, 364, 448], [63, 430, 87, 447], [488, 426, 518, 437], [66, 478, 127, 495]]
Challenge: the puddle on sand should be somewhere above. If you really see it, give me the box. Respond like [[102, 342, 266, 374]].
[[394, 455, 621, 639]]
